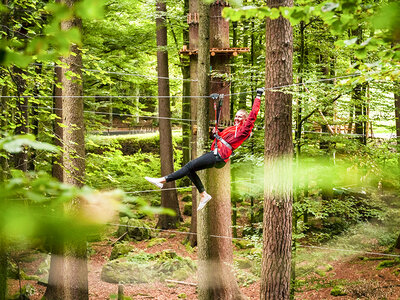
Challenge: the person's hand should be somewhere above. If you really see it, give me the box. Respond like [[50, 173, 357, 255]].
[[212, 127, 217, 134], [256, 87, 264, 97]]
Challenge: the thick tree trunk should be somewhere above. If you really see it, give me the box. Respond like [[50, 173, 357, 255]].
[[198, 1, 244, 299], [155, 0, 181, 229], [261, 0, 294, 298], [47, 1, 88, 299], [187, 0, 199, 247], [196, 0, 212, 298]]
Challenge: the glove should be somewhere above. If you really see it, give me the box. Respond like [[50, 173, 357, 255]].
[[256, 88, 265, 97]]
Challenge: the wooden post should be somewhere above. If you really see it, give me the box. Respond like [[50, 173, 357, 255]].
[[118, 284, 123, 300]]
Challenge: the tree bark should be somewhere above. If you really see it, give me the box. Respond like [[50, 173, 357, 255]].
[[394, 82, 400, 249], [187, 0, 199, 247], [182, 0, 191, 169], [46, 1, 88, 299], [198, 1, 245, 299], [196, 0, 212, 298], [28, 63, 42, 171], [261, 0, 294, 298], [10, 67, 28, 172], [45, 63, 65, 300], [155, 0, 181, 229]]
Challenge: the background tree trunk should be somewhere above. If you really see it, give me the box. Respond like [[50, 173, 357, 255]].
[[394, 82, 400, 249], [11, 67, 28, 172], [155, 0, 181, 229], [181, 0, 191, 169], [261, 0, 294, 298], [45, 63, 65, 300]]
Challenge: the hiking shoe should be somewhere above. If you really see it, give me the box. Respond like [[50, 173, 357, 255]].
[[197, 193, 212, 211], [145, 177, 163, 189]]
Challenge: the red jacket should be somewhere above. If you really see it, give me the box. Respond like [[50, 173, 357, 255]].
[[211, 95, 261, 162]]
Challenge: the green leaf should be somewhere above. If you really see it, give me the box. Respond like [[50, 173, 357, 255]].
[[371, 2, 400, 32], [270, 8, 280, 20], [3, 50, 32, 68], [1, 135, 59, 153], [44, 3, 72, 21], [75, 0, 106, 19], [355, 47, 367, 60]]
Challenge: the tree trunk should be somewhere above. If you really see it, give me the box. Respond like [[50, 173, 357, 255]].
[[11, 67, 28, 172], [0, 84, 9, 179], [187, 0, 199, 247], [28, 63, 42, 171], [50, 1, 88, 299], [261, 0, 294, 298], [182, 0, 191, 169], [155, 0, 181, 229], [394, 83, 400, 249], [45, 63, 65, 300], [196, 0, 211, 298], [52, 64, 64, 181], [198, 1, 245, 299]]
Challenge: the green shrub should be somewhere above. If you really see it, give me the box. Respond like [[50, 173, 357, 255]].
[[330, 285, 347, 296]]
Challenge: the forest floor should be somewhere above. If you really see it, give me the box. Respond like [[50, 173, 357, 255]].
[[7, 228, 400, 300]]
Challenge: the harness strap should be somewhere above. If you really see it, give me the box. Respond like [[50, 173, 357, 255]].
[[213, 132, 233, 157]]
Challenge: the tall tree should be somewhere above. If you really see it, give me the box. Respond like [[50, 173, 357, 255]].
[[196, 0, 211, 298], [188, 0, 199, 247], [204, 1, 245, 299], [45, 0, 88, 299], [261, 0, 294, 298], [156, 0, 181, 229]]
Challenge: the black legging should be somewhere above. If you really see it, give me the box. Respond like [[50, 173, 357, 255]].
[[165, 151, 225, 193]]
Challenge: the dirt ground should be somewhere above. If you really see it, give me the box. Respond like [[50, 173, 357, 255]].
[[7, 232, 400, 300]]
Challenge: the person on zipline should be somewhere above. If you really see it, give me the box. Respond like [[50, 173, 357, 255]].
[[145, 88, 264, 211]]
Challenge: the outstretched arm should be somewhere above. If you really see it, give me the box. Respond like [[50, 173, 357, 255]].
[[235, 88, 264, 139]]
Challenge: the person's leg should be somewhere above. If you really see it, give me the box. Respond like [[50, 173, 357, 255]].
[[165, 152, 216, 186], [145, 152, 217, 190]]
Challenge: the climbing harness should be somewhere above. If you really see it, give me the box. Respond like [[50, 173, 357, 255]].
[[211, 93, 233, 162]]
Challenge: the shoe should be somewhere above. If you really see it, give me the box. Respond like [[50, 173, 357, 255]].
[[197, 193, 212, 211], [145, 177, 163, 189]]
